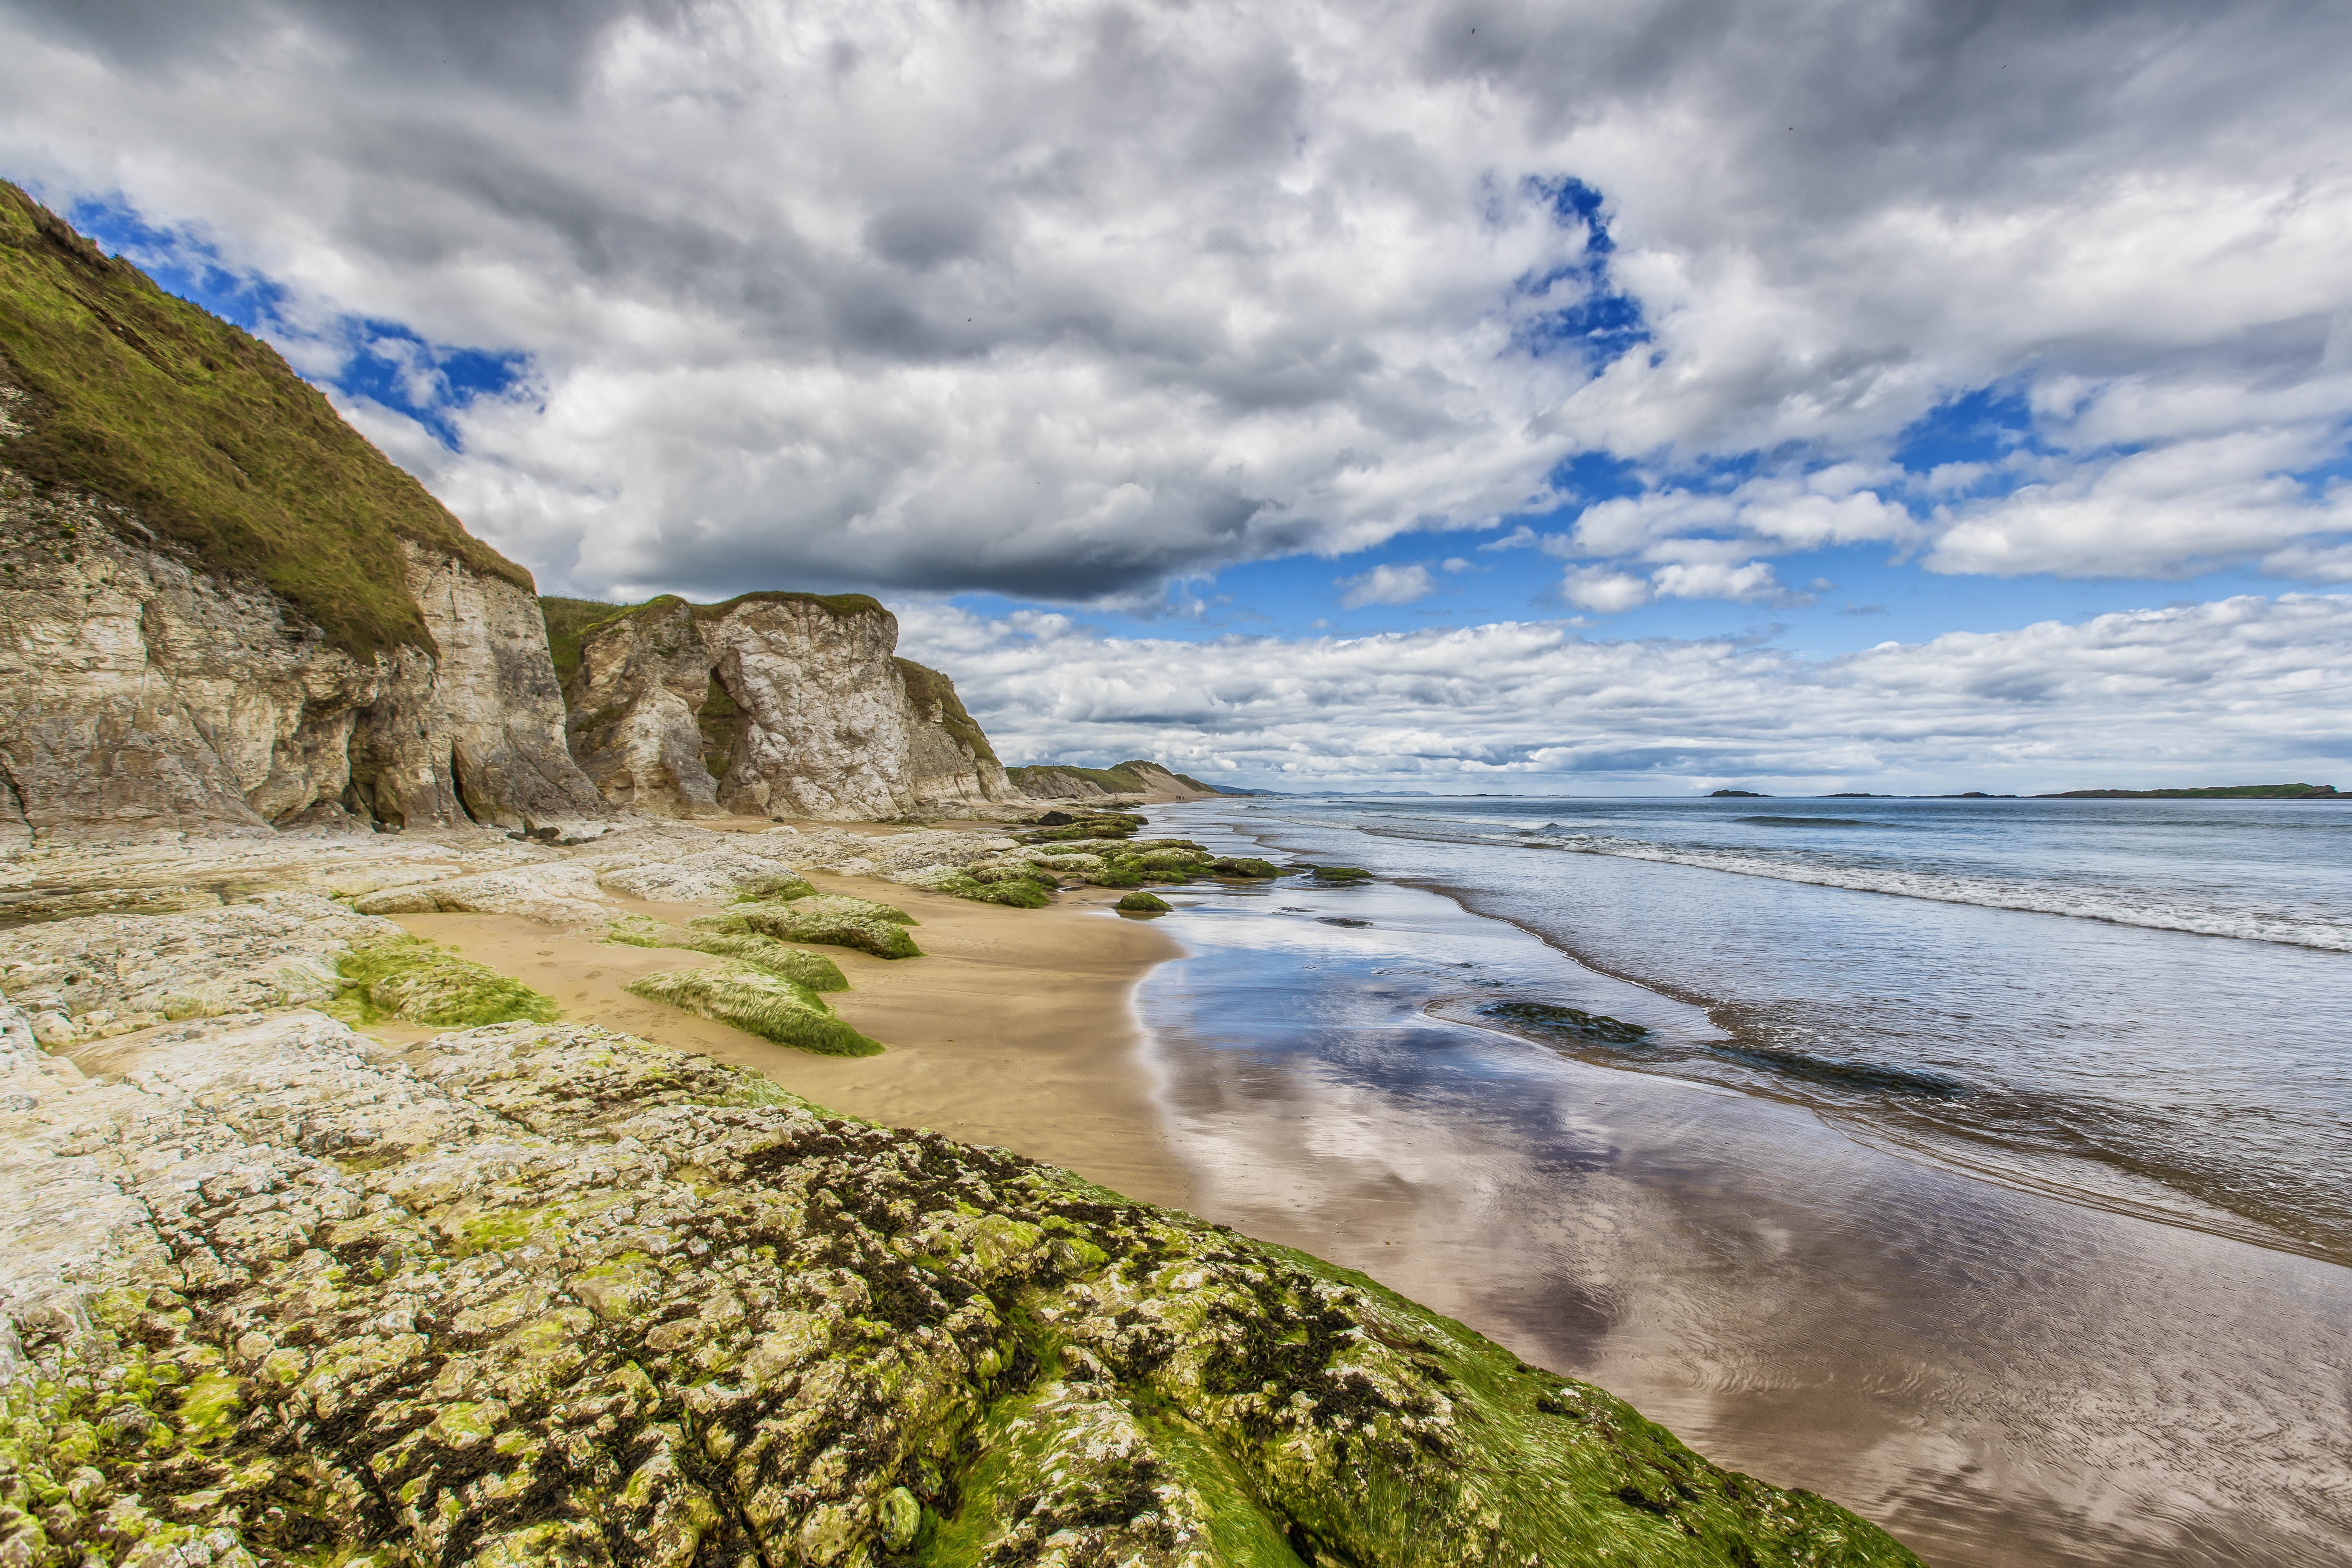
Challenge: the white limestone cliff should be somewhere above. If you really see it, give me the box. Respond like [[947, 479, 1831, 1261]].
[[0, 473, 608, 844], [563, 593, 1018, 820]]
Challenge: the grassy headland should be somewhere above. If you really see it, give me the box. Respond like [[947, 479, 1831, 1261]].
[[0, 183, 531, 658]]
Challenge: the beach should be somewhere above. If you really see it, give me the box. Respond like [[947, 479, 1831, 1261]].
[[334, 802, 2352, 1567]]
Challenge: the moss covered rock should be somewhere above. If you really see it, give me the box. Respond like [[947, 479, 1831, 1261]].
[[626, 964, 881, 1056], [0, 1012, 1924, 1568], [605, 917, 849, 992], [705, 900, 923, 960], [1115, 891, 1172, 914], [1211, 856, 1281, 879], [336, 935, 559, 1026], [1311, 865, 1374, 884]]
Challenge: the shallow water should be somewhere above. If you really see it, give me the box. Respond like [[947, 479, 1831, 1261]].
[[1183, 795, 2352, 1264], [1131, 803, 2352, 1568]]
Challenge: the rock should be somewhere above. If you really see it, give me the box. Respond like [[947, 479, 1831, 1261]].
[[0, 1012, 1923, 1568], [561, 594, 1018, 819], [560, 596, 724, 817], [0, 480, 607, 845], [0, 894, 402, 1041], [1115, 891, 1171, 914], [353, 863, 615, 926], [624, 964, 881, 1056]]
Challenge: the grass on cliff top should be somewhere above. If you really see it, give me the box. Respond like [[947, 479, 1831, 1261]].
[[894, 658, 999, 764], [335, 936, 559, 1027], [0, 183, 532, 659], [541, 590, 890, 686], [1008, 759, 1220, 794]]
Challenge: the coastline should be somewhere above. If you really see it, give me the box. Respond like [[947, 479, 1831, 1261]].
[[391, 835, 1196, 1211]]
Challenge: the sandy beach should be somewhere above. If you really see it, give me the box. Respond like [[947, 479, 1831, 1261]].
[[387, 820, 1196, 1210]]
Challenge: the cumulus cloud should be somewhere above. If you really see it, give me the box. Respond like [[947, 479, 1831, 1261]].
[[898, 593, 2352, 791], [1337, 562, 1437, 608], [3, 0, 2350, 602]]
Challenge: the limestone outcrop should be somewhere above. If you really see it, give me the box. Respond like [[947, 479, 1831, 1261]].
[[0, 185, 608, 846], [0, 1004, 1924, 1568], [560, 593, 1017, 820], [0, 478, 608, 843]]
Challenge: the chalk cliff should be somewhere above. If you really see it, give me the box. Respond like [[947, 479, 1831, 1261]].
[[556, 593, 1017, 820], [0, 184, 1024, 845], [0, 472, 606, 843]]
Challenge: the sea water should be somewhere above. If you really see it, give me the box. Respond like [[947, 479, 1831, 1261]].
[[1127, 796, 2352, 1568]]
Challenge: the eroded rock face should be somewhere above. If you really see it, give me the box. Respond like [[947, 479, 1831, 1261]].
[[0, 1010, 1920, 1568], [563, 596, 1016, 821], [561, 597, 722, 818], [0, 476, 606, 845]]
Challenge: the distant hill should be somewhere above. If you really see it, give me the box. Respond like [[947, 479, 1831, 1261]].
[[2037, 783, 2342, 799], [1008, 759, 1225, 800]]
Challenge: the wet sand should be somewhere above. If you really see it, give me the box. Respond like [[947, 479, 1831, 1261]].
[[387, 864, 1192, 1211]]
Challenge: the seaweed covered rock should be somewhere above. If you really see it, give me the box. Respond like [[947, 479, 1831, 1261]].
[[336, 935, 559, 1027], [1311, 865, 1374, 884], [605, 917, 849, 992], [891, 861, 1058, 909], [1115, 891, 1171, 915], [704, 898, 923, 961], [0, 1008, 1923, 1568], [625, 964, 880, 1056], [1211, 856, 1281, 879]]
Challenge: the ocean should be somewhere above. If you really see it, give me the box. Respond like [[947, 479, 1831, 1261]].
[[1127, 795, 2352, 1568]]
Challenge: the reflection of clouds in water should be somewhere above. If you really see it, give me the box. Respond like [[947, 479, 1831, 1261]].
[[1138, 812, 2352, 1568]]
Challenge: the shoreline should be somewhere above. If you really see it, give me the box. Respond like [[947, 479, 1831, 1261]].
[[394, 841, 1196, 1212]]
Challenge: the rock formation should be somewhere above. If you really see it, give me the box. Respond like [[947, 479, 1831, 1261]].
[[0, 184, 606, 845], [0, 998, 1922, 1568], [1009, 759, 1224, 802], [557, 593, 1016, 820]]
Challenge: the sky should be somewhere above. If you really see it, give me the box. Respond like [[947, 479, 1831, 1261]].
[[5, 0, 2351, 793]]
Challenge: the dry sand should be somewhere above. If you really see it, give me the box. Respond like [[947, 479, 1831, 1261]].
[[386, 848, 1195, 1210]]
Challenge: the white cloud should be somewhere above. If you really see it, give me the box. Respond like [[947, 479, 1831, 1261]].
[[1337, 562, 1437, 608], [1928, 432, 2352, 579], [1560, 566, 1652, 613], [896, 593, 2352, 792], [3, 0, 2351, 599]]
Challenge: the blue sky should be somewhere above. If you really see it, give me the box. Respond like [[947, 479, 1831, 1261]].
[[8, 0, 2352, 789]]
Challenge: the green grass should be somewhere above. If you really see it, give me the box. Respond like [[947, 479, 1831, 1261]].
[[696, 672, 744, 779], [335, 937, 559, 1026], [606, 917, 849, 991], [0, 183, 532, 658], [626, 965, 882, 1056], [540, 595, 645, 686], [894, 658, 1000, 764], [1006, 759, 1220, 795]]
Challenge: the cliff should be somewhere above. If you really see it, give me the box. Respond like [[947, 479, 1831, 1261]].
[[0, 186, 610, 844], [1010, 759, 1224, 802], [550, 593, 1018, 820]]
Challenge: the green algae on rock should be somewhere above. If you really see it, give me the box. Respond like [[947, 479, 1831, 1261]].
[[702, 899, 924, 961], [0, 1008, 1925, 1568], [625, 964, 882, 1056], [335, 935, 560, 1027], [1116, 891, 1173, 915], [1311, 866, 1375, 884], [606, 916, 850, 992]]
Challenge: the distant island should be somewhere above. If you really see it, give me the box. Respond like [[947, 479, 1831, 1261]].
[[2036, 783, 2343, 800], [1710, 789, 1769, 797]]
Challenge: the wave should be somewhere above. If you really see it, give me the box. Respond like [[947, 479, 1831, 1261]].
[[1349, 822, 2352, 953]]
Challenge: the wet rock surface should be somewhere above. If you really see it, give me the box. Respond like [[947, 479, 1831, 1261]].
[[0, 1007, 1919, 1568]]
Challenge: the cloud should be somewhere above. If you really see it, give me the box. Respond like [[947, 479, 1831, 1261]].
[[3, 0, 2351, 600], [897, 592, 2352, 791], [1337, 562, 1437, 608]]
